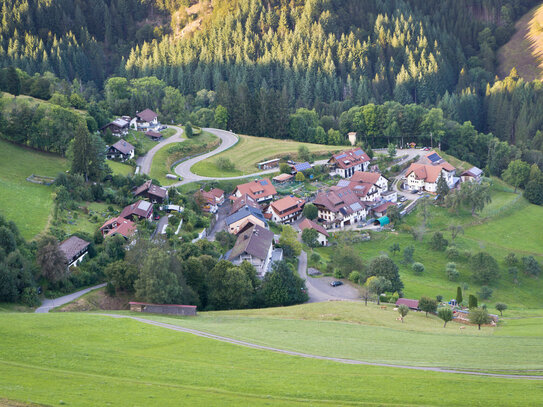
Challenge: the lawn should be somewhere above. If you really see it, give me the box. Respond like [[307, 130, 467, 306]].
[[123, 130, 159, 155], [129, 301, 543, 373], [150, 132, 219, 186], [0, 139, 67, 239], [107, 160, 134, 176], [160, 127, 176, 138], [191, 134, 342, 177], [0, 313, 540, 406], [55, 202, 120, 237]]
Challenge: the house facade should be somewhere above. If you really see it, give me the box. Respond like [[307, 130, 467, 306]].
[[351, 171, 389, 194], [225, 206, 267, 234], [228, 225, 274, 277], [59, 236, 90, 268], [133, 180, 168, 204], [130, 109, 159, 130], [404, 152, 456, 192], [266, 196, 305, 224], [106, 140, 135, 161], [100, 216, 137, 239], [101, 118, 130, 136], [120, 200, 153, 221], [313, 187, 369, 229], [195, 188, 224, 214], [461, 167, 483, 183], [299, 218, 329, 246], [328, 148, 371, 178]]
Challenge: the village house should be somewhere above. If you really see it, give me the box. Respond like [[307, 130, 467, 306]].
[[59, 236, 90, 268], [328, 148, 371, 178], [299, 218, 329, 246], [335, 178, 382, 202], [226, 205, 267, 234], [100, 117, 130, 136], [461, 166, 484, 183], [272, 173, 294, 184], [120, 200, 153, 221], [130, 109, 159, 130], [145, 130, 163, 141], [313, 187, 369, 229], [350, 171, 389, 194], [228, 224, 274, 277], [230, 194, 261, 215], [404, 152, 455, 192], [265, 196, 305, 224], [372, 201, 396, 218], [233, 179, 277, 203], [100, 216, 137, 239], [106, 140, 135, 161], [133, 180, 168, 204], [194, 188, 225, 214]]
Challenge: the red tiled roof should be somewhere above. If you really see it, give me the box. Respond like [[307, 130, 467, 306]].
[[313, 187, 364, 215], [273, 173, 294, 182], [230, 194, 261, 215], [136, 109, 157, 122], [373, 201, 396, 213], [120, 200, 153, 219], [269, 196, 305, 219], [100, 217, 136, 238], [299, 218, 329, 237], [351, 171, 385, 184], [210, 188, 224, 198], [234, 179, 277, 200], [396, 298, 419, 309], [406, 163, 450, 183], [329, 148, 370, 170]]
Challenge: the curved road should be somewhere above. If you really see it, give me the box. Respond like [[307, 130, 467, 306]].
[[35, 283, 106, 313], [139, 125, 184, 175], [103, 313, 543, 380]]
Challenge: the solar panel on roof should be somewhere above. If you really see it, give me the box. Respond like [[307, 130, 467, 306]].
[[350, 202, 362, 211], [336, 154, 347, 159], [427, 153, 441, 163], [294, 162, 311, 171], [354, 150, 365, 156], [260, 180, 268, 185], [337, 180, 349, 187]]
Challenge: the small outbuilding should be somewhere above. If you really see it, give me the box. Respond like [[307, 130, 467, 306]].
[[129, 302, 197, 316], [396, 298, 419, 310], [257, 158, 280, 170], [374, 216, 390, 226]]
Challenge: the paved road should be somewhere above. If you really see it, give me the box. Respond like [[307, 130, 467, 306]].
[[172, 128, 276, 186], [35, 283, 107, 313], [206, 201, 231, 242], [102, 313, 543, 380], [298, 251, 360, 303], [140, 125, 184, 175]]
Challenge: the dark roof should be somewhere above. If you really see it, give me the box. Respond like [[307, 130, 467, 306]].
[[294, 162, 312, 172], [396, 298, 419, 309], [228, 224, 274, 261], [462, 167, 483, 177], [136, 109, 158, 122], [120, 200, 153, 219], [101, 118, 129, 131], [329, 148, 370, 169], [145, 130, 162, 138], [226, 205, 266, 226], [59, 236, 90, 262], [133, 180, 168, 199], [111, 140, 135, 155]]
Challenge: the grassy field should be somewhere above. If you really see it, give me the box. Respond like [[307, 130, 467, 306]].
[[150, 132, 219, 185], [0, 139, 67, 239], [56, 202, 120, 237], [128, 301, 543, 372], [191, 134, 342, 177], [107, 160, 134, 176], [0, 313, 541, 406], [123, 130, 159, 154], [497, 4, 543, 80]]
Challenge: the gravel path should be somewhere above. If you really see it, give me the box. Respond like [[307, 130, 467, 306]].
[[35, 283, 106, 313], [103, 313, 543, 380]]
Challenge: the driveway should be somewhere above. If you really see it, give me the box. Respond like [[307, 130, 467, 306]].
[[35, 283, 107, 313], [206, 201, 231, 241], [298, 251, 360, 303], [139, 125, 184, 175]]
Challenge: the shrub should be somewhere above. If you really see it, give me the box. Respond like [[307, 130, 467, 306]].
[[390, 291, 399, 304], [446, 246, 459, 260], [468, 294, 478, 309], [430, 232, 448, 251], [397, 304, 409, 322], [447, 263, 459, 281], [412, 262, 425, 274], [504, 252, 518, 267], [522, 256, 542, 277], [310, 252, 321, 264], [402, 245, 414, 264], [216, 157, 235, 171], [456, 286, 463, 305], [436, 295, 443, 302], [437, 307, 454, 327], [279, 163, 291, 174], [348, 271, 361, 283], [477, 285, 493, 300], [333, 269, 342, 279], [21, 287, 40, 307]]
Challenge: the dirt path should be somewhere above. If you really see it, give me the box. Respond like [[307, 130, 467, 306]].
[[103, 313, 543, 380]]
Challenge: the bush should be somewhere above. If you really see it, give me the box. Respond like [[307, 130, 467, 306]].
[[468, 294, 478, 309], [21, 287, 40, 307], [522, 256, 541, 277], [310, 252, 321, 264], [477, 285, 493, 300], [402, 245, 414, 264], [348, 271, 361, 283], [504, 252, 518, 267], [430, 232, 448, 251], [412, 262, 425, 274], [216, 157, 235, 171], [436, 295, 443, 302], [333, 269, 342, 279], [446, 246, 459, 260], [446, 262, 459, 281]]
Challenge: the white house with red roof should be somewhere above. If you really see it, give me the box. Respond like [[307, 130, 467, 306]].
[[299, 218, 329, 246], [313, 187, 369, 229], [100, 217, 137, 239], [328, 148, 371, 178], [130, 109, 159, 130], [265, 196, 305, 224], [404, 151, 455, 192], [350, 171, 389, 194], [233, 179, 277, 203]]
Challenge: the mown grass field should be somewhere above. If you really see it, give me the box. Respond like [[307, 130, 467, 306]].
[[150, 132, 219, 185], [0, 313, 541, 407], [126, 301, 543, 372], [0, 139, 67, 239], [107, 160, 134, 176], [316, 195, 543, 309], [191, 134, 342, 177]]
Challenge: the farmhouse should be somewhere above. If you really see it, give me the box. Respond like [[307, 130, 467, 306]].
[[313, 187, 369, 229], [461, 166, 483, 183], [225, 205, 267, 234], [233, 179, 277, 203], [328, 148, 371, 178], [59, 236, 90, 268], [133, 180, 168, 204], [228, 224, 274, 277], [100, 216, 137, 239], [145, 130, 162, 141], [106, 140, 135, 161], [265, 196, 305, 224], [299, 218, 329, 246], [120, 200, 153, 221], [129, 302, 197, 316], [100, 117, 130, 136], [404, 152, 455, 192], [130, 109, 159, 130], [335, 178, 381, 202]]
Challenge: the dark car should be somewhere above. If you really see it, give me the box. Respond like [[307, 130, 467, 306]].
[[154, 213, 161, 220], [330, 280, 343, 287]]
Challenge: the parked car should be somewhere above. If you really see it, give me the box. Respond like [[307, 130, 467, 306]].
[[154, 214, 161, 220], [330, 281, 343, 287], [399, 196, 407, 202]]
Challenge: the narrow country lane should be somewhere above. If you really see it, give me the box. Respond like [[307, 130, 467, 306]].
[[35, 283, 106, 313], [139, 125, 185, 175]]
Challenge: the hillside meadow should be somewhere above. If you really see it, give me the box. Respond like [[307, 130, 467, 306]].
[[190, 134, 342, 177], [0, 312, 541, 407]]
